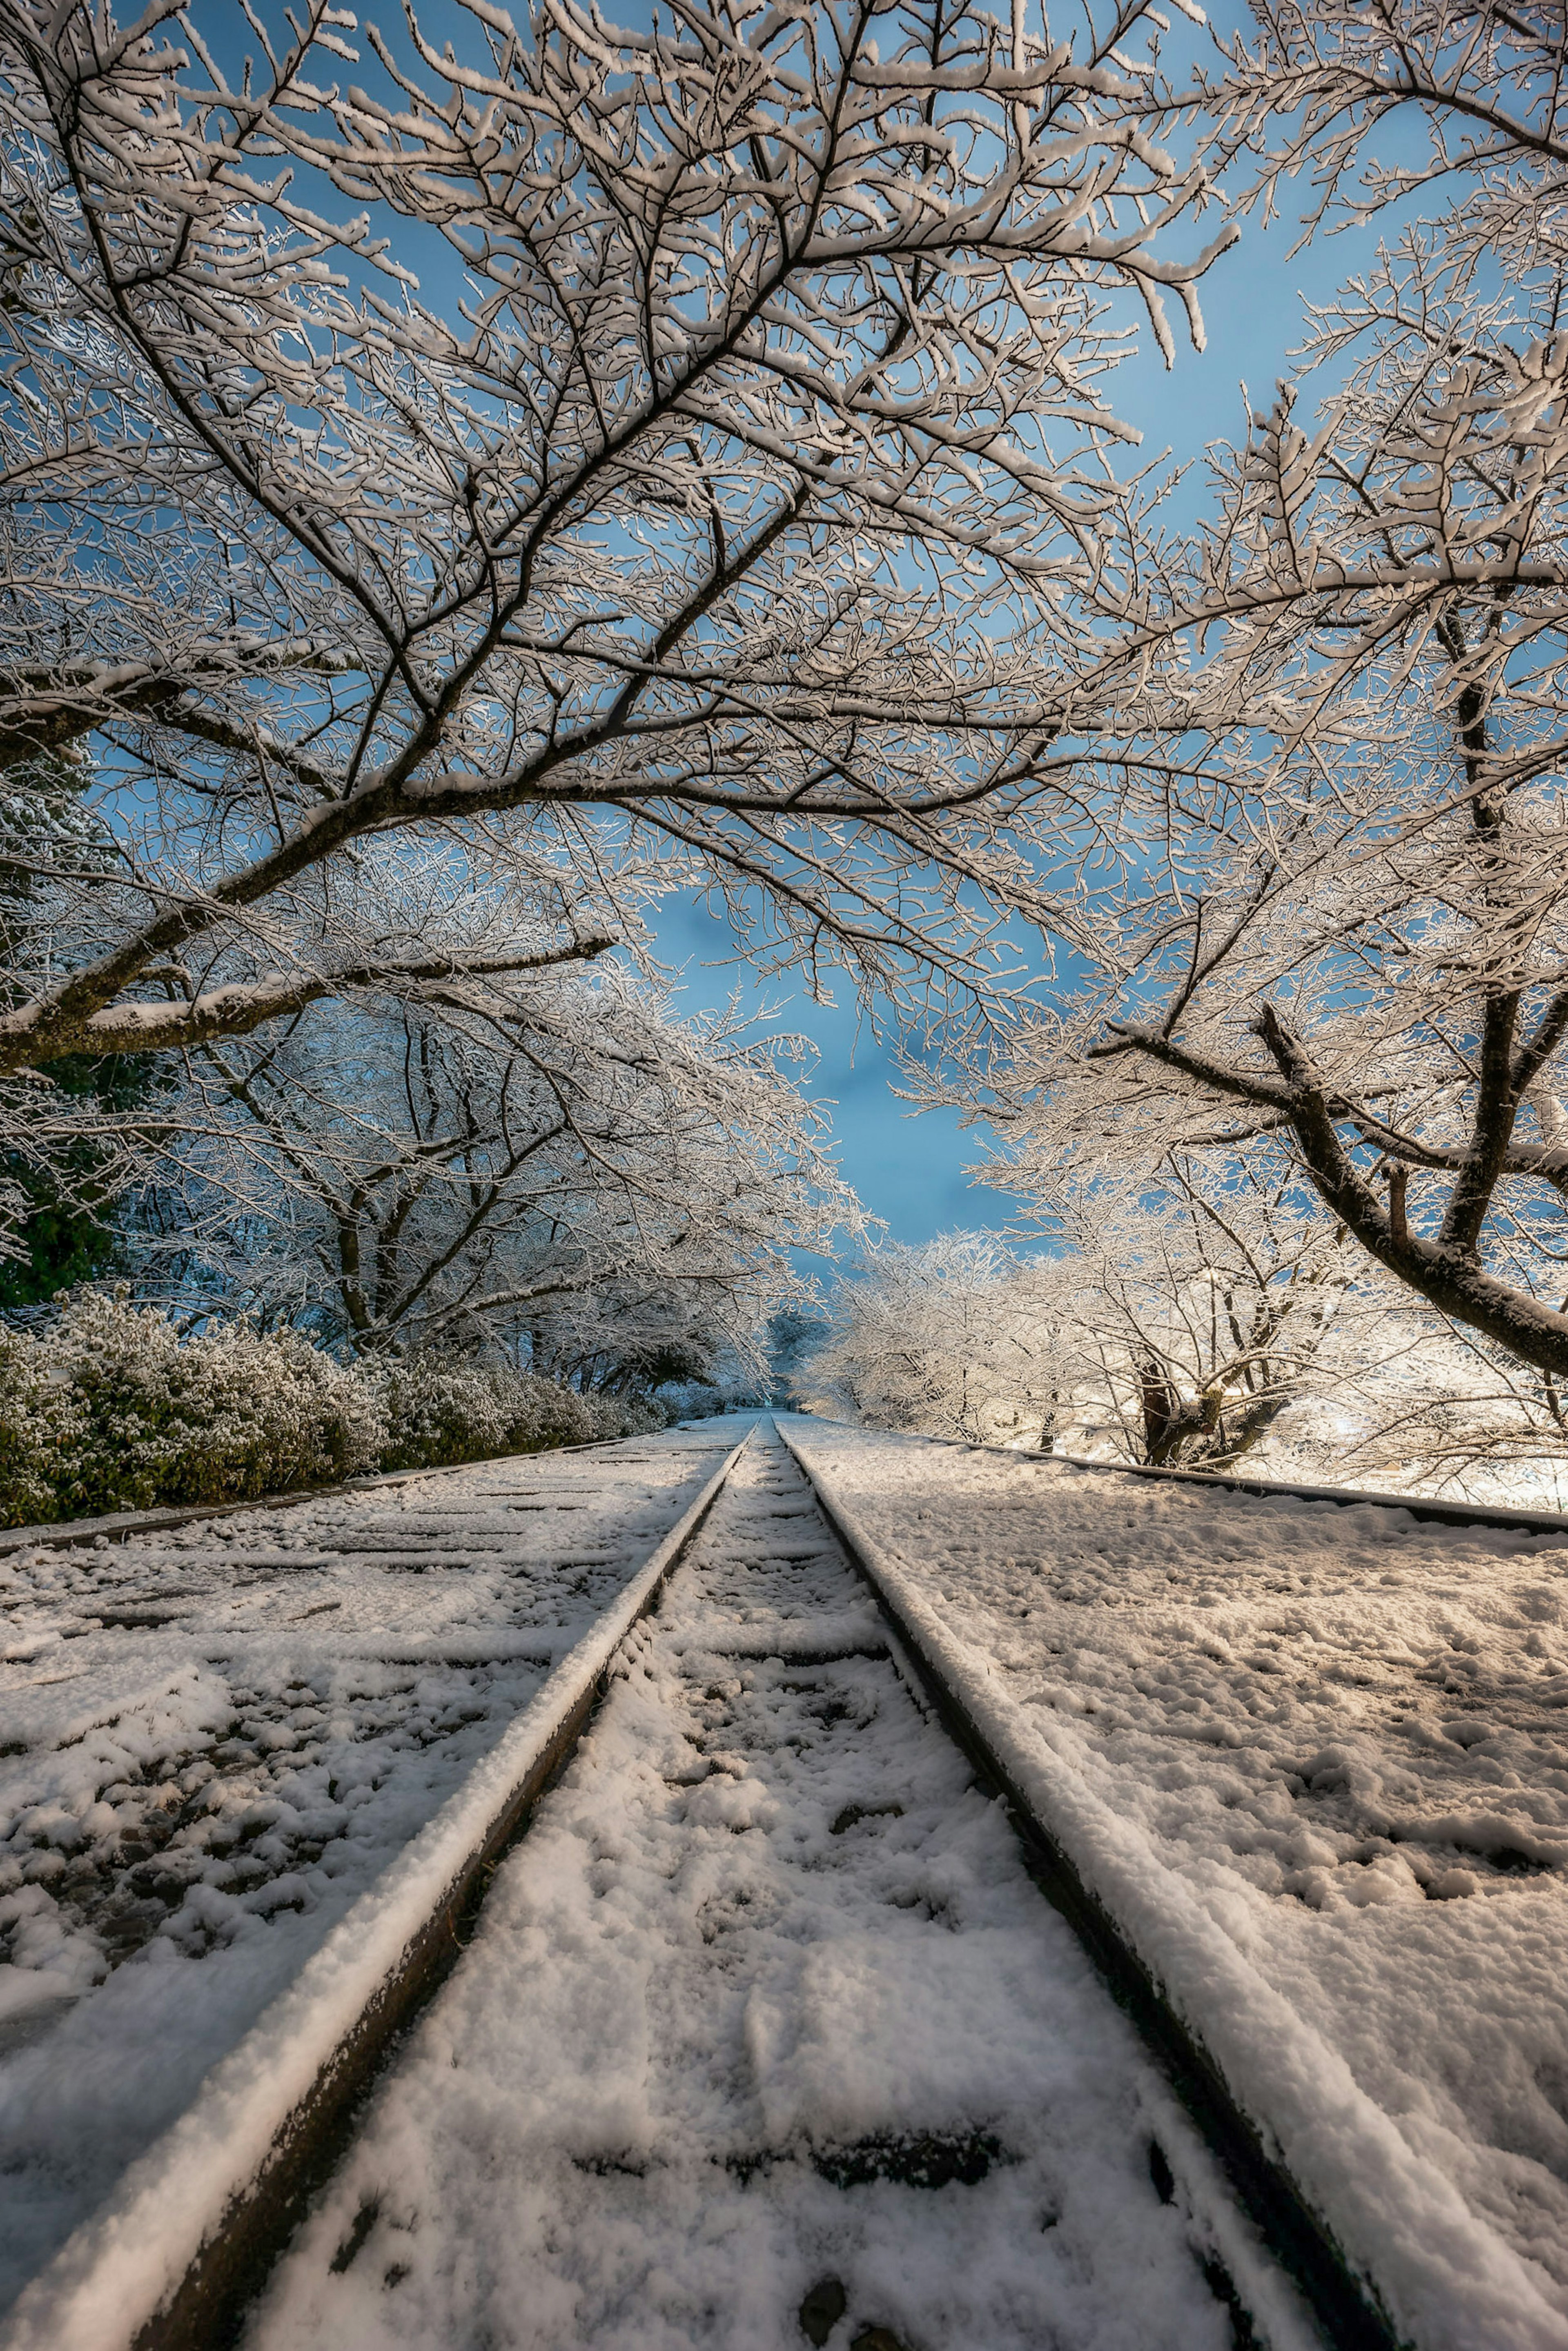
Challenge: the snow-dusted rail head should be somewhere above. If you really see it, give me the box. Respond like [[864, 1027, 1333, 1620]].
[[0, 1425, 741, 2330], [780, 1416, 1568, 2351], [240, 1425, 1311, 2351]]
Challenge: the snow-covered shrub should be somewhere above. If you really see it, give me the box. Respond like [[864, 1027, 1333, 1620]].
[[589, 1392, 670, 1439], [372, 1358, 604, 1470], [367, 1356, 669, 1471], [370, 1358, 517, 1472], [0, 1291, 384, 1524], [0, 1323, 78, 1525], [497, 1369, 604, 1456], [0, 1294, 693, 1526]]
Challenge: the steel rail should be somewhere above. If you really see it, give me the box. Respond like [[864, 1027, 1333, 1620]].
[[800, 1409, 1568, 1540], [774, 1417, 1400, 2351], [0, 1430, 755, 2351], [0, 1428, 669, 1562], [1055, 1451, 1568, 1538]]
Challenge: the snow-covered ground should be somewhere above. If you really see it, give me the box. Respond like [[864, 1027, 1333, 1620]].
[[0, 1428, 733, 2312], [782, 1416, 1568, 2350], [245, 1426, 1308, 2351]]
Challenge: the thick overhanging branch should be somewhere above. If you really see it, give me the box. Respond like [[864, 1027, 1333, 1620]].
[[1251, 1002, 1568, 1378], [1089, 1020, 1294, 1111], [1091, 1010, 1568, 1376], [0, 937, 614, 1066], [1350, 1111, 1568, 1195], [1098, 1022, 1568, 1191], [0, 647, 355, 778]]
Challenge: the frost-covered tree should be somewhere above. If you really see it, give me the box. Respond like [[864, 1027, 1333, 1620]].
[[0, 0, 1229, 1121], [804, 1173, 1568, 1489], [768, 1306, 832, 1409], [145, 953, 856, 1373], [1038, 1158, 1353, 1465], [938, 0, 1568, 1385], [806, 1165, 1352, 1462], [1295, 1311, 1568, 1506], [803, 1233, 1069, 1445]]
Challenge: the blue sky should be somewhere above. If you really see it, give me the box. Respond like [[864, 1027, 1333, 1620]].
[[655, 145, 1390, 1251]]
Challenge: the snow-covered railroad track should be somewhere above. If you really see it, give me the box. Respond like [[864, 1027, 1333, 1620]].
[[0, 1425, 746, 2348], [772, 1426, 1392, 2351], [776, 1419, 1568, 2351], [30, 1423, 1336, 2351], [7, 1421, 1428, 2351]]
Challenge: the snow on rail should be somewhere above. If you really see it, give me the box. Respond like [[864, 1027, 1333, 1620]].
[[0, 1431, 624, 1563], [1058, 1449, 1568, 1539], [779, 1416, 1568, 2351], [243, 1422, 1314, 2351], [0, 1424, 746, 2348]]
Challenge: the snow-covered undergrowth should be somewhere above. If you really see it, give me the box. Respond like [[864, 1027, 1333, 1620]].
[[369, 1352, 649, 1474], [245, 1430, 1304, 2351], [783, 1418, 1568, 2347], [0, 1428, 734, 2311], [0, 1292, 662, 1527]]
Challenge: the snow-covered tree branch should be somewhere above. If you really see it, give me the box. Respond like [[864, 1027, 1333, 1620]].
[[926, 0, 1568, 1385], [1198, 0, 1568, 279], [0, 0, 1230, 1107], [140, 959, 856, 1370]]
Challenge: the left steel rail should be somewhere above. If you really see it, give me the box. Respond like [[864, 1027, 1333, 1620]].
[[0, 1431, 753, 2351]]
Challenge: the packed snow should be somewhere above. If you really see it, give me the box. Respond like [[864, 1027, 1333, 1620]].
[[782, 1417, 1568, 2350], [244, 1426, 1310, 2351], [0, 1429, 732, 2312]]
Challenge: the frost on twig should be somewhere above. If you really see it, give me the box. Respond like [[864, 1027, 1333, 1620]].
[[0, 0, 1229, 1113], [940, 6, 1568, 1387]]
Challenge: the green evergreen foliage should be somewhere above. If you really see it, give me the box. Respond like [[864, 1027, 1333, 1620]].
[[0, 1052, 161, 1308], [0, 756, 168, 1305]]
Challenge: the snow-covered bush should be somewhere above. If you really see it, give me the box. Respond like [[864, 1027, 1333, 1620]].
[[372, 1358, 679, 1471], [0, 1291, 385, 1523], [0, 1325, 73, 1525], [589, 1393, 670, 1441], [372, 1358, 530, 1472], [372, 1358, 609, 1471], [0, 1296, 688, 1525]]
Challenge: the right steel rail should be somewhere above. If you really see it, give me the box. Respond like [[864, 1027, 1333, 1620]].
[[775, 1419, 1401, 2351], [1055, 1450, 1568, 1537], [804, 1411, 1568, 1539]]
